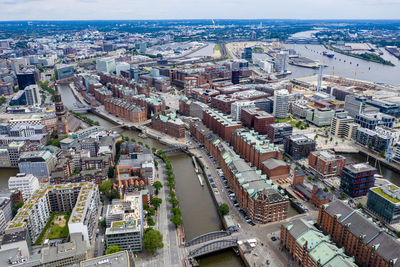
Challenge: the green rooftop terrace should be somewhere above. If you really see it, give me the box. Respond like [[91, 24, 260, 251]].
[[372, 187, 400, 203]]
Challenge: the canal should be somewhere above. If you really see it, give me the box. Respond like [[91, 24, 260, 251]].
[[83, 112, 244, 266]]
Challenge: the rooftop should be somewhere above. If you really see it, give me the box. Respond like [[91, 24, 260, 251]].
[[80, 251, 131, 267], [233, 129, 280, 153], [370, 184, 400, 204], [7, 182, 96, 231], [346, 163, 376, 173]]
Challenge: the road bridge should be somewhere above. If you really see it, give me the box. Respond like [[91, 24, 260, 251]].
[[185, 231, 231, 247], [188, 237, 238, 258], [184, 231, 241, 264]]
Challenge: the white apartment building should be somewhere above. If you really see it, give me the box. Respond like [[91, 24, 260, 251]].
[[24, 84, 41, 106], [275, 51, 288, 73], [105, 192, 143, 252], [0, 197, 12, 233], [96, 57, 116, 74], [273, 89, 289, 119], [231, 100, 256, 121], [5, 182, 99, 246], [8, 173, 40, 201]]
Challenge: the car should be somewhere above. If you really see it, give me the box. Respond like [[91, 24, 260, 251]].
[[234, 203, 239, 207], [271, 236, 277, 241], [249, 222, 255, 226], [229, 193, 235, 197]]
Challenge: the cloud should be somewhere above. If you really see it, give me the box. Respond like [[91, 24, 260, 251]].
[[0, 0, 399, 20], [0, 0, 41, 4]]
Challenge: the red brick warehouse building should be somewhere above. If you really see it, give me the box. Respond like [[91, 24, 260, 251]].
[[241, 107, 275, 134], [104, 98, 147, 123], [190, 121, 289, 224], [202, 107, 241, 141], [317, 200, 400, 267], [308, 150, 346, 179], [151, 112, 186, 139]]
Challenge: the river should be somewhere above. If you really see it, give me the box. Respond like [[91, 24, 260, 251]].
[[254, 43, 400, 86]]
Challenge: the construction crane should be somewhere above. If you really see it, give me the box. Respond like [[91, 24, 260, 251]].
[[328, 66, 364, 87], [375, 127, 400, 162]]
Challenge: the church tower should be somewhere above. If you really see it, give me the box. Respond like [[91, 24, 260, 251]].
[[54, 82, 69, 137]]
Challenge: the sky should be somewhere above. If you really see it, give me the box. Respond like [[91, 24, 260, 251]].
[[0, 0, 399, 21]]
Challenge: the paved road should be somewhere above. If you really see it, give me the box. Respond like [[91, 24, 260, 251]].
[[135, 159, 184, 267]]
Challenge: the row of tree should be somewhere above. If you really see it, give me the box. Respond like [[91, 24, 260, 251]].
[[157, 149, 183, 228]]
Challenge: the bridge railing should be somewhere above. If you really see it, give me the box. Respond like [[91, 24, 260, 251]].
[[184, 231, 231, 247], [188, 238, 238, 258]]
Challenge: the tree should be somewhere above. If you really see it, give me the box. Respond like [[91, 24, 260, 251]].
[[356, 203, 363, 209], [105, 245, 121, 255], [218, 203, 229, 216], [131, 138, 136, 143], [153, 181, 163, 194], [109, 189, 120, 200], [143, 229, 163, 254], [170, 214, 183, 227], [323, 187, 329, 192], [152, 147, 157, 153], [145, 144, 150, 149], [108, 166, 115, 178], [301, 165, 306, 170], [12, 200, 24, 215], [330, 186, 336, 191], [379, 150, 385, 158], [138, 141, 144, 146], [99, 180, 112, 195], [169, 197, 179, 208], [147, 207, 156, 216], [153, 159, 158, 168], [171, 207, 181, 216], [99, 218, 106, 229], [151, 198, 162, 209], [147, 216, 156, 226], [340, 193, 346, 199]]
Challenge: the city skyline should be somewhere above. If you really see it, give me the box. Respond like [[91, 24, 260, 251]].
[[1, 0, 400, 21]]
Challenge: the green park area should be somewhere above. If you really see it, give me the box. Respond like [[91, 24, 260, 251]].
[[275, 117, 310, 130], [47, 214, 70, 239]]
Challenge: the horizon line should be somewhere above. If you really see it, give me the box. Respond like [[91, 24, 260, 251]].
[[1, 18, 400, 22]]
